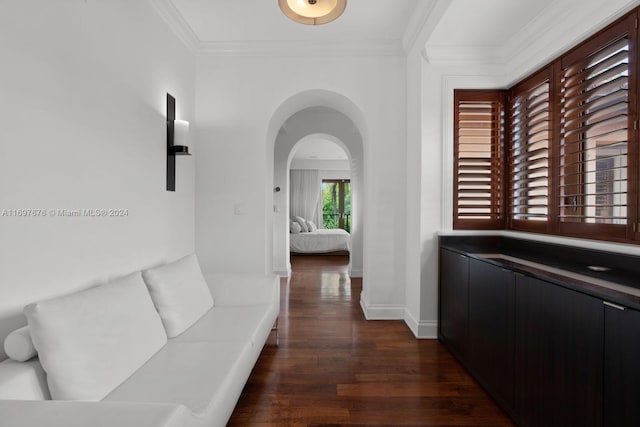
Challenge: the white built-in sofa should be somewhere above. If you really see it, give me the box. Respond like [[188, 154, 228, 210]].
[[0, 254, 279, 427]]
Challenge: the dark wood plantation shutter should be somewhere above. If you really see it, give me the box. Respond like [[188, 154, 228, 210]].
[[559, 16, 636, 239], [509, 68, 552, 232], [453, 90, 506, 229]]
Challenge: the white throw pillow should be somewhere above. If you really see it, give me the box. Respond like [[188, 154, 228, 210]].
[[24, 272, 167, 401], [306, 220, 317, 232], [142, 254, 214, 338], [290, 221, 301, 234], [294, 216, 309, 232], [3, 326, 37, 362]]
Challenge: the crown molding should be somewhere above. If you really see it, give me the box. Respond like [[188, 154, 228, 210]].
[[150, 0, 200, 53], [505, 0, 640, 62], [151, 0, 405, 57], [505, 0, 640, 83], [422, 0, 640, 73], [402, 0, 452, 55], [423, 44, 505, 65], [197, 39, 405, 57]]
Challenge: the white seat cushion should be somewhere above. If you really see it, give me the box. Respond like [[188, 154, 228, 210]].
[[171, 304, 275, 347], [142, 254, 214, 338], [0, 358, 50, 400], [24, 272, 167, 401], [104, 341, 255, 427]]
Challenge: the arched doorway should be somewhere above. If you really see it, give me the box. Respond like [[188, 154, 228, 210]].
[[267, 95, 366, 279]]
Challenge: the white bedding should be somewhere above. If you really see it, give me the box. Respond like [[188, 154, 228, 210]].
[[290, 229, 351, 254]]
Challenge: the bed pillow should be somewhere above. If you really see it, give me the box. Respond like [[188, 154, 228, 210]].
[[142, 253, 214, 338], [306, 220, 318, 232], [294, 216, 309, 232], [290, 221, 302, 234], [3, 326, 37, 362], [24, 271, 167, 401]]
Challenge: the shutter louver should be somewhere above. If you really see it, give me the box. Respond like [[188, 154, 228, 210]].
[[454, 91, 505, 229], [509, 79, 551, 224], [560, 36, 629, 225]]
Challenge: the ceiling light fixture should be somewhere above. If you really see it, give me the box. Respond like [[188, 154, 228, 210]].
[[279, 0, 347, 25]]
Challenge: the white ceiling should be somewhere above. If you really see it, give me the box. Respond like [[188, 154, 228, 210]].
[[169, 0, 420, 43], [427, 0, 555, 48], [155, 0, 638, 58]]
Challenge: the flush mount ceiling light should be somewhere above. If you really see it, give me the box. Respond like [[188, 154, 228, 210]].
[[279, 0, 347, 25]]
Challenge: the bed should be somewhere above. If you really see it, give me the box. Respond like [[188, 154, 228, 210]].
[[290, 229, 351, 254]]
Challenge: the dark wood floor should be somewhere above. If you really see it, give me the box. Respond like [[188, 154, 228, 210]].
[[228, 255, 514, 426]]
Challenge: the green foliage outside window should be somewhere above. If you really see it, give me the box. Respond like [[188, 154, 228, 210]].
[[322, 181, 350, 232]]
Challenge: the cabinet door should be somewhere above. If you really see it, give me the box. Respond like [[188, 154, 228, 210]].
[[515, 275, 603, 427], [439, 249, 469, 361], [468, 259, 515, 414], [604, 303, 640, 426]]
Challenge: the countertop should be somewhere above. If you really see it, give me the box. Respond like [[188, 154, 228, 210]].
[[440, 235, 640, 311]]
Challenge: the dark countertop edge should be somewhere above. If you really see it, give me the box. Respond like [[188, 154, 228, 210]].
[[440, 244, 640, 312]]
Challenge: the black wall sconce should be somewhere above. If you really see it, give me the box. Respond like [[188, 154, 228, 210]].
[[167, 93, 190, 192]]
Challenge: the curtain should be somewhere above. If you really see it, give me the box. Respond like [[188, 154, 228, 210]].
[[290, 170, 322, 227]]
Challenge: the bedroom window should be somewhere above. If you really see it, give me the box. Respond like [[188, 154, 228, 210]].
[[322, 180, 351, 232]]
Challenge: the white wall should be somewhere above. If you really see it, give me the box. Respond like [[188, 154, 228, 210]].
[[290, 158, 350, 172], [195, 54, 407, 319], [403, 50, 426, 337], [317, 169, 351, 180], [0, 1, 196, 359]]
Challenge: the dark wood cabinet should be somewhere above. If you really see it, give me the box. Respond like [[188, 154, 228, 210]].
[[439, 237, 640, 427], [438, 248, 469, 362], [468, 259, 515, 415], [603, 303, 640, 427], [515, 274, 603, 427]]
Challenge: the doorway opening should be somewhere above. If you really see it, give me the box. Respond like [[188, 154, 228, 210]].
[[271, 99, 364, 280], [288, 136, 353, 262]]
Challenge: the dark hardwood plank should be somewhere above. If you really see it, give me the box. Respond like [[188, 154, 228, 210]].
[[228, 255, 513, 426]]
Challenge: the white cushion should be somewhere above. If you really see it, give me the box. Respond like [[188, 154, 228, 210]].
[[4, 326, 37, 362], [104, 341, 255, 426], [142, 254, 214, 338], [24, 272, 167, 401], [171, 305, 275, 348], [0, 359, 50, 400], [306, 220, 318, 232], [294, 216, 309, 232], [290, 221, 301, 234]]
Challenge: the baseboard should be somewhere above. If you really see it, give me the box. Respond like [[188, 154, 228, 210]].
[[272, 266, 291, 277], [359, 296, 404, 320], [404, 309, 438, 338]]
